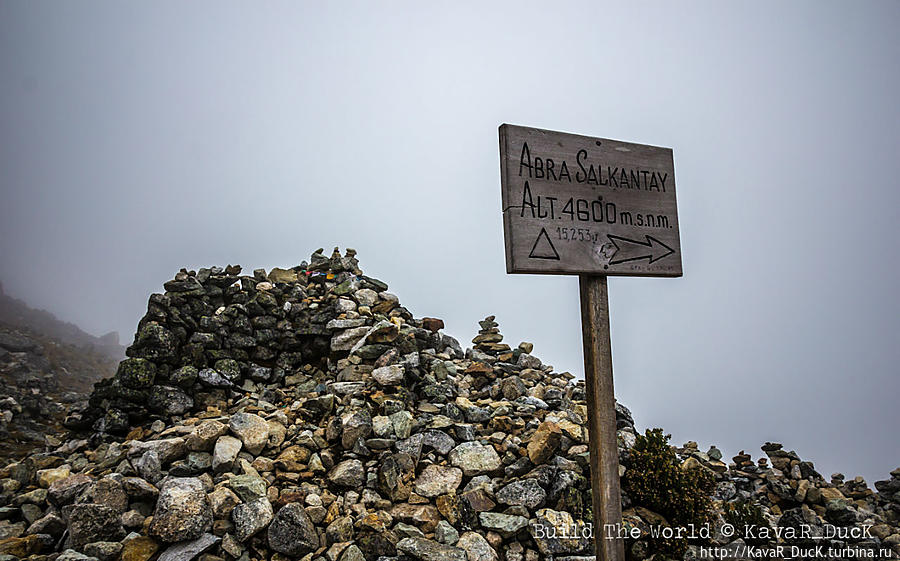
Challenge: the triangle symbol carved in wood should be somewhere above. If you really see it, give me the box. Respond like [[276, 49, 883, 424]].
[[529, 228, 560, 260]]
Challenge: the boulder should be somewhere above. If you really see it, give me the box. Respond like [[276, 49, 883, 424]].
[[156, 533, 219, 561], [148, 477, 213, 543], [231, 498, 273, 542], [449, 442, 501, 476], [527, 422, 561, 465], [66, 504, 125, 547], [228, 413, 269, 455], [329, 459, 365, 487], [212, 436, 242, 473], [413, 464, 463, 498], [396, 537, 467, 561], [267, 503, 319, 556], [456, 531, 499, 561]]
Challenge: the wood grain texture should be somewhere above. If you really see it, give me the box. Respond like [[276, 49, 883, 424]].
[[500, 124, 682, 277], [580, 275, 625, 561]]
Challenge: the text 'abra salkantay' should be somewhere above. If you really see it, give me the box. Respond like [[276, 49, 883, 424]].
[[500, 124, 682, 276]]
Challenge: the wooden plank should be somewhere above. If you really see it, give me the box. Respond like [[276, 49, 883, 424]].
[[580, 275, 625, 561], [500, 124, 682, 277]]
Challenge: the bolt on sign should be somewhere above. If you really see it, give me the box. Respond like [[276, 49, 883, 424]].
[[499, 124, 683, 561], [499, 124, 682, 277]]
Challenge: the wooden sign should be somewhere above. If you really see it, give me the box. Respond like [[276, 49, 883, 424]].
[[498, 124, 686, 561], [500, 124, 682, 277]]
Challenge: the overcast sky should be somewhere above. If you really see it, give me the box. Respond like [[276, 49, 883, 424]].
[[1, 1, 898, 484]]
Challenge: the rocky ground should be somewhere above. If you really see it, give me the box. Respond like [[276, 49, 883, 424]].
[[0, 325, 117, 463], [0, 248, 896, 561]]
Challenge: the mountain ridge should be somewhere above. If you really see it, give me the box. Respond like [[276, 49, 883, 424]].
[[0, 282, 124, 362]]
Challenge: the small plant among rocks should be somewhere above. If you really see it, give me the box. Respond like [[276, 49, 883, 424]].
[[724, 499, 770, 545], [623, 428, 716, 557]]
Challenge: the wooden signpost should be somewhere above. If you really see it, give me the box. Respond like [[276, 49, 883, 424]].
[[499, 124, 682, 561]]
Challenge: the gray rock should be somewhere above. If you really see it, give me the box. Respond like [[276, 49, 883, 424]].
[[214, 359, 241, 381], [715, 481, 737, 501], [329, 459, 365, 487], [213, 436, 242, 473], [231, 498, 273, 542], [198, 368, 233, 388], [170, 365, 198, 388], [496, 478, 546, 509], [26, 513, 65, 537], [414, 464, 463, 498], [66, 504, 125, 547], [326, 318, 367, 330], [157, 532, 220, 561], [435, 520, 459, 545], [528, 508, 592, 555], [128, 438, 187, 465], [228, 412, 269, 455], [20, 503, 41, 524], [148, 386, 194, 416], [421, 430, 457, 455], [341, 409, 373, 450], [83, 477, 129, 513], [56, 550, 99, 561], [390, 411, 414, 439], [825, 499, 858, 525], [372, 415, 393, 438], [335, 298, 357, 313], [122, 477, 158, 500], [395, 522, 426, 539], [372, 364, 405, 386], [456, 531, 499, 561], [248, 365, 272, 382], [396, 537, 467, 561], [331, 327, 370, 351], [225, 475, 268, 502], [267, 503, 319, 556], [149, 477, 213, 543], [354, 289, 379, 307], [449, 441, 501, 476], [340, 545, 366, 561], [134, 450, 162, 483], [117, 358, 157, 389], [48, 474, 93, 506], [477, 512, 529, 538], [186, 420, 228, 451], [516, 353, 542, 369], [82, 542, 123, 561], [176, 452, 211, 474], [331, 381, 365, 395]]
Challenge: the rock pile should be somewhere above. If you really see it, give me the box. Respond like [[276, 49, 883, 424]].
[[0, 248, 897, 561]]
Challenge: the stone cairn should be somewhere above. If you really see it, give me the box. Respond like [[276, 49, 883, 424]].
[[0, 248, 896, 561]]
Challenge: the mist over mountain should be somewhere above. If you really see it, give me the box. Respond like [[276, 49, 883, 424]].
[[0, 282, 124, 362]]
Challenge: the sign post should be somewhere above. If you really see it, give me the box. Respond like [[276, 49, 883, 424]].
[[499, 124, 682, 561]]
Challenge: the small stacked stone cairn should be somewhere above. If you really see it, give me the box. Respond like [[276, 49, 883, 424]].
[[471, 317, 511, 357], [0, 248, 896, 561]]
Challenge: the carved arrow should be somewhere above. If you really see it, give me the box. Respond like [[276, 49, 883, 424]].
[[606, 235, 675, 265]]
